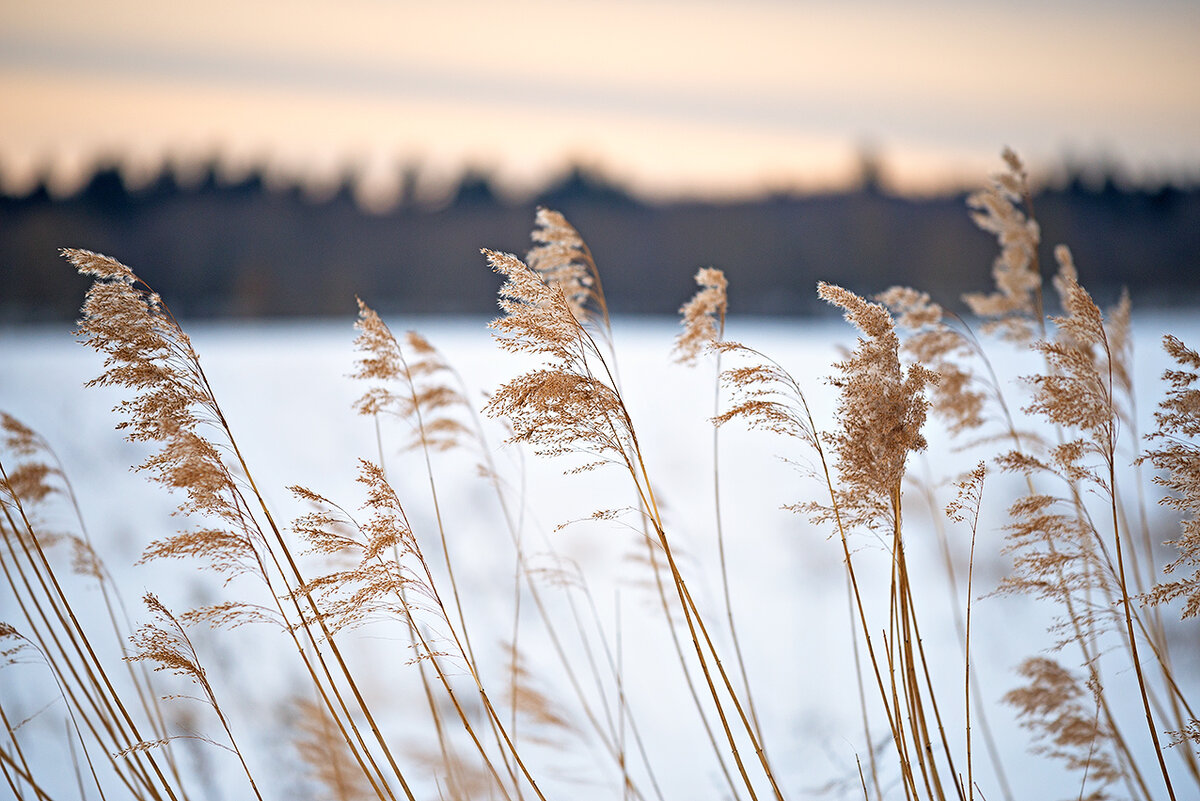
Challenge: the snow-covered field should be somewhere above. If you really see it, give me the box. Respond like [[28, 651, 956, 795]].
[[2, 311, 1197, 800]]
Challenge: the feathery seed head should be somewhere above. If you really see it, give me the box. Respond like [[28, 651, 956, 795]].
[[1025, 254, 1115, 447], [674, 267, 728, 364], [527, 208, 600, 325], [1141, 335, 1200, 618], [352, 299, 473, 451], [485, 237, 632, 472], [819, 282, 935, 528], [486, 248, 582, 364], [1004, 657, 1121, 793], [878, 286, 986, 434], [962, 151, 1043, 342]]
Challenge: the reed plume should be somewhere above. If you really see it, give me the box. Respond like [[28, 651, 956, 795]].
[[352, 300, 474, 454], [289, 475, 427, 637], [876, 287, 986, 436], [4, 148, 1197, 801], [962, 147, 1045, 341], [485, 235, 783, 801], [674, 267, 728, 365], [67, 248, 420, 801], [293, 695, 376, 801], [527, 207, 611, 336], [484, 248, 631, 470], [125, 593, 263, 801], [816, 282, 936, 530], [1004, 657, 1121, 800], [1142, 334, 1200, 620]]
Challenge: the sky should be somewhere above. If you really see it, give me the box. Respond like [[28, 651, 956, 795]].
[[2, 0, 1199, 201]]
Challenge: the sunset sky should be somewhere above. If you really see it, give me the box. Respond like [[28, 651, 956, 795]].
[[2, 0, 1198, 201]]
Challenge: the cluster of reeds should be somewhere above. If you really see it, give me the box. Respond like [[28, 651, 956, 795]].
[[1, 152, 1198, 800]]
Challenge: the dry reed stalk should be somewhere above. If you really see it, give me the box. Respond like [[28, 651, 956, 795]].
[[484, 243, 783, 800], [351, 302, 528, 789], [718, 281, 987, 800], [674, 266, 769, 752], [356, 300, 666, 799], [354, 300, 635, 797], [292, 461, 547, 801], [1, 438, 183, 800], [293, 694, 376, 801], [524, 212, 715, 795], [124, 593, 263, 801], [0, 413, 190, 791], [634, 531, 745, 801], [0, 728, 56, 801], [715, 338, 911, 794], [817, 284, 956, 800], [952, 174, 1155, 795], [944, 463, 986, 801], [887, 150, 1196, 798], [1004, 248, 1178, 799], [910, 466, 1013, 801], [4, 147, 1195, 801], [65, 248, 414, 801], [532, 212, 681, 798], [354, 329, 487, 797]]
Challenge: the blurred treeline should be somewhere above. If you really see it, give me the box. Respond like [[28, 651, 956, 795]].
[[2, 161, 1198, 321]]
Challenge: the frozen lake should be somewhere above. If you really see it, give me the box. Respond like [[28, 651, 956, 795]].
[[2, 310, 1198, 800]]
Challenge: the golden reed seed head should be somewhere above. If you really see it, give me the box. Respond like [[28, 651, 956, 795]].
[[526, 208, 596, 323], [818, 282, 936, 528], [961, 152, 1043, 342], [674, 267, 728, 365]]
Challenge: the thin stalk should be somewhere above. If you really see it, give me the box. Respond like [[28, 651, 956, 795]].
[[381, 498, 541, 801], [183, 651, 263, 800], [1108, 457, 1175, 801], [220, 479, 396, 801], [613, 379, 782, 800], [44, 441, 189, 798], [891, 492, 962, 801], [964, 508, 977, 801], [709, 318, 766, 745], [0, 559, 141, 799], [0, 746, 55, 801], [916, 475, 1013, 801], [379, 419, 464, 796], [169, 346, 407, 801], [403, 622, 516, 801], [810, 439, 914, 801], [889, 509, 942, 801], [1101, 332, 1175, 799], [0, 474, 174, 800], [641, 534, 744, 801], [0, 704, 42, 801], [575, 577, 660, 801], [220, 428, 413, 801], [617, 433, 767, 800], [615, 591, 630, 801], [394, 343, 481, 673], [473, 409, 658, 799], [397, 584, 461, 796], [845, 572, 884, 801]]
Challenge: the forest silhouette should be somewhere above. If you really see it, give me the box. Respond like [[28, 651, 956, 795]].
[[2, 158, 1197, 321]]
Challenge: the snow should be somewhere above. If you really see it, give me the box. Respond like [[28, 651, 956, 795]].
[[2, 311, 1197, 800]]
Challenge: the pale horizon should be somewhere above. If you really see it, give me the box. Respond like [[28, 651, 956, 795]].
[[3, 0, 1199, 201]]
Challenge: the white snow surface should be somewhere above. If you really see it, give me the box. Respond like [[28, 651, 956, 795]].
[[2, 312, 1198, 800]]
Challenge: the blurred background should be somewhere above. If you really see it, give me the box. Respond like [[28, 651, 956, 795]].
[[2, 0, 1199, 319], [4, 4, 1200, 799]]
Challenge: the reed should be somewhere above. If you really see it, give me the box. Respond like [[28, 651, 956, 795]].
[[0, 151, 1197, 800]]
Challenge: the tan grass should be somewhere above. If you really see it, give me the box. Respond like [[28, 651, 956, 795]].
[[0, 151, 1197, 801]]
